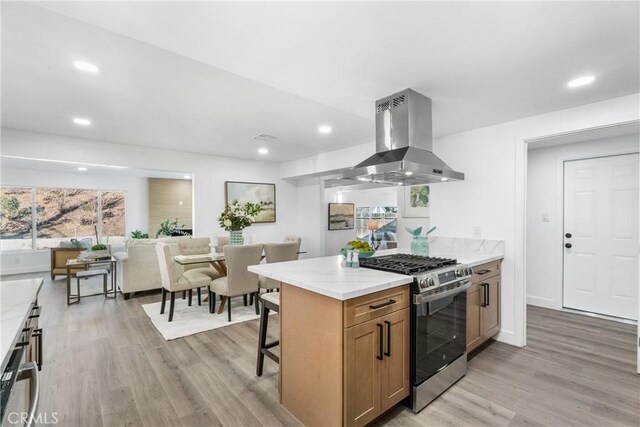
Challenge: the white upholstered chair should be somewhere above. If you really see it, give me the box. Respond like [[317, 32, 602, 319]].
[[210, 243, 263, 321], [214, 236, 229, 253], [259, 241, 299, 291], [177, 237, 221, 280], [283, 235, 302, 259], [156, 242, 212, 322]]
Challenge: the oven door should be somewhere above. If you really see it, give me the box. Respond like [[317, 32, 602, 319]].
[[412, 287, 467, 385]]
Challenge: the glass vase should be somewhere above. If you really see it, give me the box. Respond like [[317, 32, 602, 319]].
[[229, 230, 244, 245], [411, 236, 429, 256]]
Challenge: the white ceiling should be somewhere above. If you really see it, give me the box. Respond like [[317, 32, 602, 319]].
[[0, 155, 192, 179], [2, 1, 639, 162]]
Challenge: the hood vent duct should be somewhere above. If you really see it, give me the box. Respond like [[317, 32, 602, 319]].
[[339, 88, 464, 186]]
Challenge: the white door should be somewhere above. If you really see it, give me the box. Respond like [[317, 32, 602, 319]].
[[563, 153, 639, 320]]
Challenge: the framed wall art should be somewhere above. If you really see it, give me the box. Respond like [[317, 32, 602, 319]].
[[402, 185, 430, 218], [328, 203, 355, 230], [225, 181, 276, 223]]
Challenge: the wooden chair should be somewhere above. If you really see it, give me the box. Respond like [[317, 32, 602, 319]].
[[210, 244, 263, 321], [155, 242, 212, 322]]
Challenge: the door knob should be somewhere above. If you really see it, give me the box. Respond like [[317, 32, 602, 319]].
[[565, 243, 572, 248], [565, 233, 572, 238]]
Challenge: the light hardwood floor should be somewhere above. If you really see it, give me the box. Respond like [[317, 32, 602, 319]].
[[3, 273, 639, 426]]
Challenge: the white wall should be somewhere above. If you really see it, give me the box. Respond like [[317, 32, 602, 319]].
[[1, 128, 299, 273], [281, 93, 640, 348], [526, 133, 639, 309], [323, 186, 397, 255]]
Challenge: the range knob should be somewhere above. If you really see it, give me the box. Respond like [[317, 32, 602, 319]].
[[419, 278, 428, 288], [456, 269, 464, 277], [427, 277, 435, 287]]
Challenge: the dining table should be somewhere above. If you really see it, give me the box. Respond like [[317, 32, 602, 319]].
[[173, 253, 228, 275]]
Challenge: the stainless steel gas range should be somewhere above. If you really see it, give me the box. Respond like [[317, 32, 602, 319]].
[[360, 254, 472, 413]]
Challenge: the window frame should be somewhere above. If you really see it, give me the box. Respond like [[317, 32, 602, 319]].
[[0, 185, 126, 252]]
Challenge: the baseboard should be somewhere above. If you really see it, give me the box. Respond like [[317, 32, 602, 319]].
[[0, 265, 49, 276], [526, 296, 556, 309], [495, 329, 522, 347]]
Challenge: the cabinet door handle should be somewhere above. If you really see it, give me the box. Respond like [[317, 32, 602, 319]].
[[370, 299, 396, 310], [480, 284, 488, 307], [486, 284, 490, 306], [384, 320, 391, 357], [476, 269, 491, 276], [376, 323, 384, 360]]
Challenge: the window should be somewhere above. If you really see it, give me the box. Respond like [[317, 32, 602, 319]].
[[101, 191, 125, 238], [36, 188, 98, 249], [0, 187, 33, 251], [0, 186, 126, 251]]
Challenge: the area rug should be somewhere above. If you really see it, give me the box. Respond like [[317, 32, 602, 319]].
[[142, 296, 269, 341]]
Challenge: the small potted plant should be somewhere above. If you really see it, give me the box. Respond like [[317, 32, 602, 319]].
[[130, 230, 149, 239], [218, 201, 263, 245]]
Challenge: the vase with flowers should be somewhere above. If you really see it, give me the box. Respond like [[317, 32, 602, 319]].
[[218, 201, 263, 245]]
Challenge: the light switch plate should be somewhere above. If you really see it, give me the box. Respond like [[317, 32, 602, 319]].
[[472, 226, 481, 238], [541, 213, 550, 222]]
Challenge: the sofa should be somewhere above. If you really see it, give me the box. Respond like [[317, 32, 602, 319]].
[[113, 237, 184, 299]]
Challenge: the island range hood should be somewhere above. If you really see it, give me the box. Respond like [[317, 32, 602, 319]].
[[339, 89, 464, 186]]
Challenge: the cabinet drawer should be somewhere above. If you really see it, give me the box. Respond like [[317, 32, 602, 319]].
[[471, 260, 501, 283], [344, 285, 409, 328]]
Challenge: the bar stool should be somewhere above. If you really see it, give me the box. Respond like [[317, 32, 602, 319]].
[[256, 292, 279, 376]]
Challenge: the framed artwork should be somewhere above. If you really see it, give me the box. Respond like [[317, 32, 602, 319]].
[[225, 181, 276, 223], [403, 185, 430, 218], [328, 203, 355, 230]]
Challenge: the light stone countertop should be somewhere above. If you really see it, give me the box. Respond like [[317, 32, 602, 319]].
[[248, 237, 504, 300], [248, 255, 414, 300], [1, 278, 43, 372]]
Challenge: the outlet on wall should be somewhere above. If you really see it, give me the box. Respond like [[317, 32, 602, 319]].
[[472, 226, 482, 238], [541, 213, 550, 222]]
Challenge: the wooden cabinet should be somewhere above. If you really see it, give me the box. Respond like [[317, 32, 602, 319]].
[[344, 307, 409, 426], [281, 283, 410, 427], [466, 260, 502, 353]]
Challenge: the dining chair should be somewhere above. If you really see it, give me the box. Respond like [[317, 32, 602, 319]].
[[156, 242, 212, 322], [214, 235, 229, 253], [284, 235, 302, 259], [177, 237, 221, 280], [210, 243, 263, 321], [259, 241, 299, 292]]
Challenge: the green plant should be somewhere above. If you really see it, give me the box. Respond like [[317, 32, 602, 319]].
[[91, 243, 108, 251], [156, 219, 186, 238], [0, 195, 20, 218], [130, 230, 149, 239], [218, 201, 263, 231]]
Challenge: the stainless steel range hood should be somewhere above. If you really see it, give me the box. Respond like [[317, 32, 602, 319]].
[[339, 89, 464, 186]]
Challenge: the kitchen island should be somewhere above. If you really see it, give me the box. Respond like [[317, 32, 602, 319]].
[[248, 240, 505, 426]]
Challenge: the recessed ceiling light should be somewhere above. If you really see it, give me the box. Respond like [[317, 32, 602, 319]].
[[405, 171, 413, 176], [73, 61, 99, 73], [357, 177, 370, 182], [258, 148, 269, 155], [183, 175, 191, 180], [73, 117, 91, 126], [567, 75, 595, 88], [78, 167, 87, 172], [441, 177, 448, 181], [318, 125, 332, 134]]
